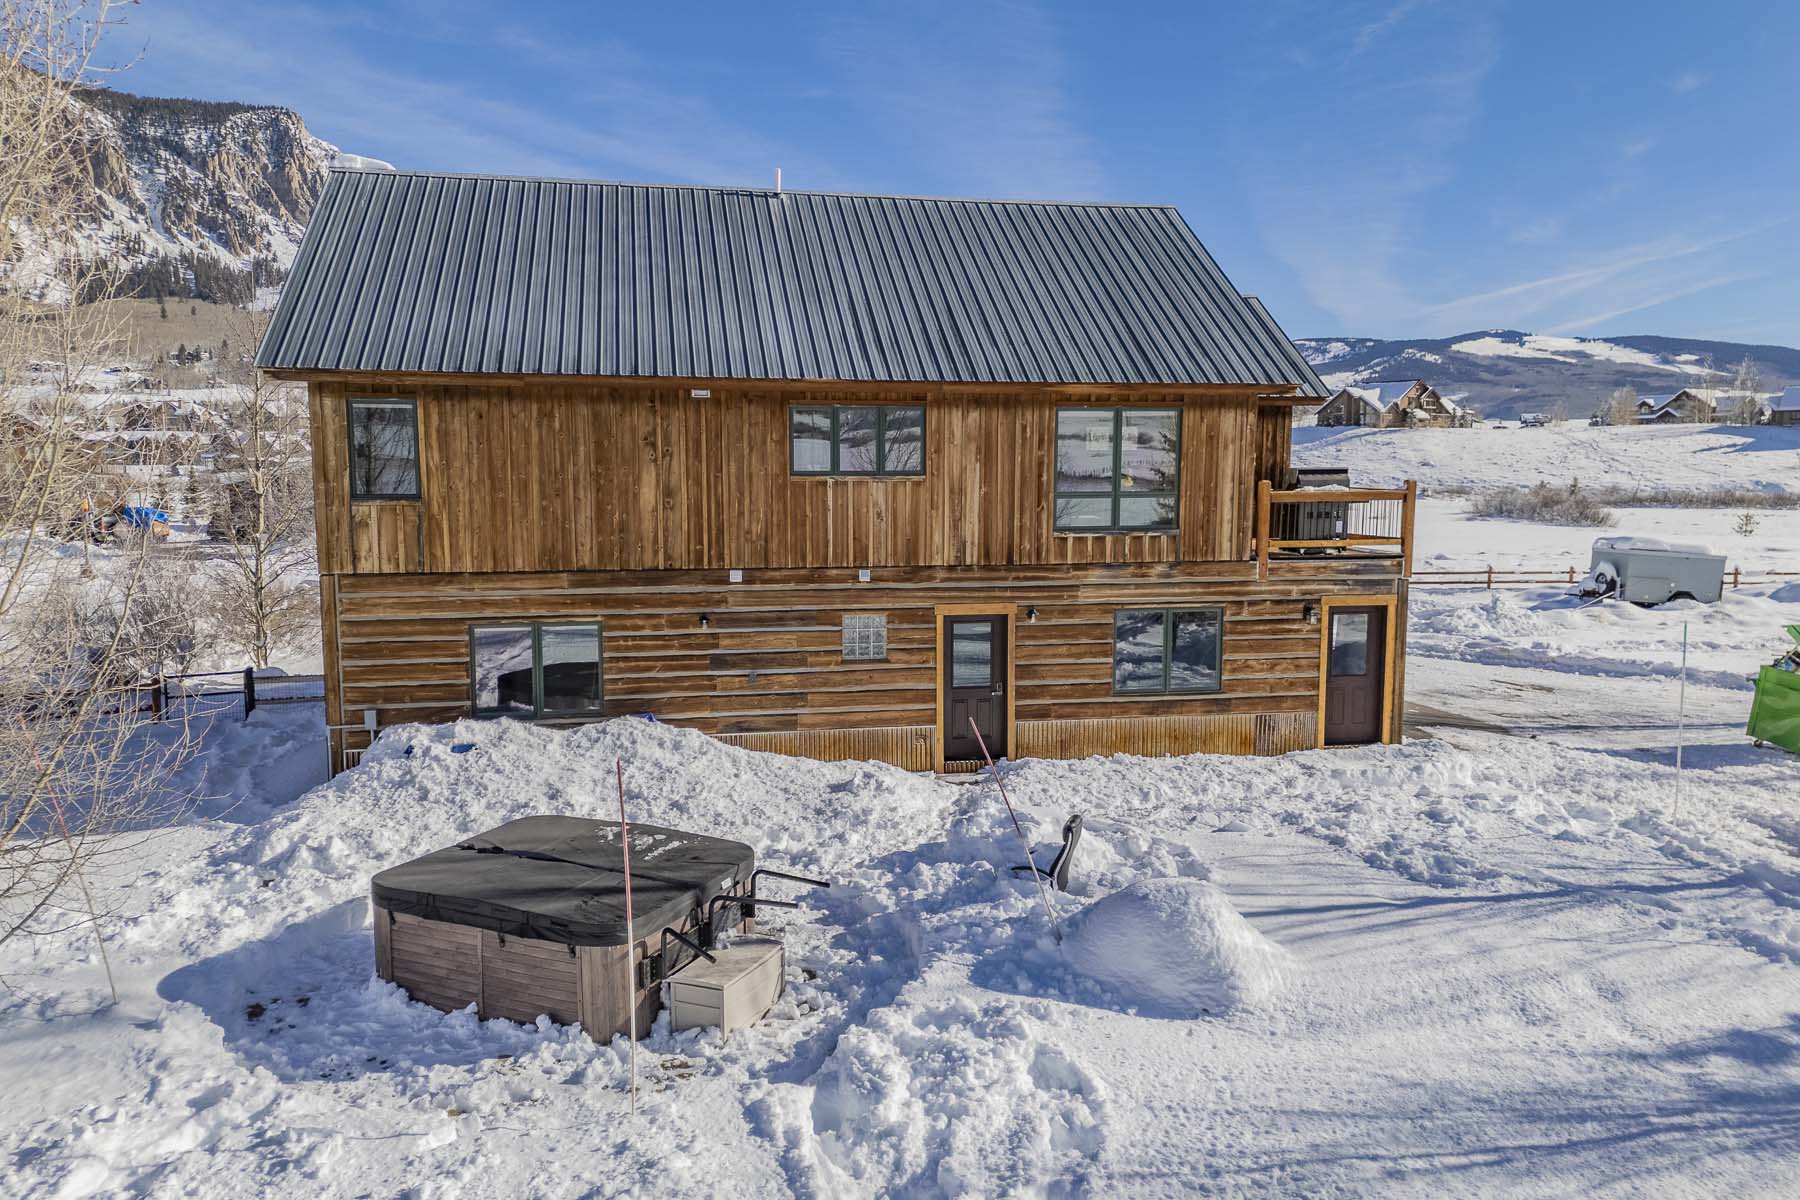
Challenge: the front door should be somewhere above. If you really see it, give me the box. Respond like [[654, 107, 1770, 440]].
[[1323, 605, 1387, 745], [942, 615, 1008, 762]]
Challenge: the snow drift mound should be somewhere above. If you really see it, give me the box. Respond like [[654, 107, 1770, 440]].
[[1063, 879, 1292, 1016]]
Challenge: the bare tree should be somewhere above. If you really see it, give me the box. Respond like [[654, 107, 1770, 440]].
[[199, 309, 315, 668], [1605, 385, 1638, 426], [2, 2, 198, 968], [1727, 355, 1763, 425]]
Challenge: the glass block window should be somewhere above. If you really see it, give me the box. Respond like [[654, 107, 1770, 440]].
[[1111, 608, 1223, 694], [1054, 407, 1180, 530], [842, 613, 888, 661]]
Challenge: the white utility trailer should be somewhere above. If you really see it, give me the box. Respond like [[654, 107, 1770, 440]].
[[1580, 537, 1727, 605]]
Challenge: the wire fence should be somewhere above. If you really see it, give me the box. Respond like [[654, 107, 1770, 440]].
[[1412, 566, 1799, 589], [136, 668, 325, 722]]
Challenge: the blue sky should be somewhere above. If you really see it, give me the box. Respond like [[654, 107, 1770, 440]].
[[113, 1, 1798, 345]]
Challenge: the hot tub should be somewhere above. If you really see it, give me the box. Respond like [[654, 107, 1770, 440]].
[[371, 815, 754, 1041]]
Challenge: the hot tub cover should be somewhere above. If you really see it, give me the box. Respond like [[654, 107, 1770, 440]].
[[371, 815, 754, 946]]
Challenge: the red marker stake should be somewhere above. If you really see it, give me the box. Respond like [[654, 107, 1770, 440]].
[[616, 758, 638, 1115]]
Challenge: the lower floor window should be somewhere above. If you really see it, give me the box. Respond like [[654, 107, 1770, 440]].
[[1112, 608, 1223, 694], [471, 622, 603, 717]]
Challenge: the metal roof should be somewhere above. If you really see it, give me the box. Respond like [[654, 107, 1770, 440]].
[[257, 169, 1325, 394]]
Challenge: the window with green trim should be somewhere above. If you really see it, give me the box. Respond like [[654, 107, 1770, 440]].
[[470, 622, 603, 717], [1112, 608, 1223, 694], [790, 405, 926, 476], [1054, 407, 1180, 530]]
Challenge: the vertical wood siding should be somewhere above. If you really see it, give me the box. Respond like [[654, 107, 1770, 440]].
[[311, 379, 1286, 576]]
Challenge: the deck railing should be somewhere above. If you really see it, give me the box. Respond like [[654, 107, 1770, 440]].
[[1255, 479, 1417, 579]]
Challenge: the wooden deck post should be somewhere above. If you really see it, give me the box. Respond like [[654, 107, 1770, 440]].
[[1400, 479, 1418, 578], [1256, 479, 1272, 580]]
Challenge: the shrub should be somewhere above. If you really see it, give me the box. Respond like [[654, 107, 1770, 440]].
[[1469, 481, 1616, 526]]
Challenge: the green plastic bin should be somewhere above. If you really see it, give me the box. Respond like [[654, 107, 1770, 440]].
[[1747, 625, 1800, 755]]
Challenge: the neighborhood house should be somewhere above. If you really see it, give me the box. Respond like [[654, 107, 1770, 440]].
[[1634, 389, 1715, 424], [256, 169, 1416, 774], [1316, 379, 1469, 428]]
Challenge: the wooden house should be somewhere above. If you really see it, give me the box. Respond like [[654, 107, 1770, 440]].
[[1768, 387, 1800, 427], [257, 170, 1416, 774], [1316, 380, 1462, 428], [1634, 389, 1714, 424]]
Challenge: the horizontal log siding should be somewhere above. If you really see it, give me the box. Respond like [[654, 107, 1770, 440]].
[[324, 560, 1400, 770], [312, 379, 1274, 576]]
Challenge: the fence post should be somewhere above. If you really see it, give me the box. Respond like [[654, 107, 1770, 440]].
[[1400, 479, 1418, 578], [1485, 564, 1493, 591], [150, 675, 164, 722], [1732, 566, 1740, 590], [1568, 566, 1576, 584], [1255, 479, 1272, 581], [243, 666, 256, 721]]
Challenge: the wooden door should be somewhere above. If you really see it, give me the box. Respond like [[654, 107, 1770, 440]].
[[1323, 606, 1386, 745], [942, 615, 1008, 761]]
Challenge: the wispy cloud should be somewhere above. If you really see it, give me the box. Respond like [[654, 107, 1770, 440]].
[[1423, 220, 1786, 321], [1348, 0, 1430, 60], [1621, 136, 1656, 158], [1546, 273, 1749, 333], [116, 2, 835, 188], [818, 0, 1101, 198], [1670, 70, 1707, 93], [1241, 3, 1501, 328]]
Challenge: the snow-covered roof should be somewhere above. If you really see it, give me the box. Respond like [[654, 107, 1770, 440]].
[[1341, 380, 1422, 411], [1634, 389, 1713, 418], [1594, 535, 1718, 557], [1772, 386, 1800, 413]]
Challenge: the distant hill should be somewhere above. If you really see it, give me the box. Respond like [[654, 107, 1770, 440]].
[[1296, 330, 1800, 420], [6, 84, 342, 305]]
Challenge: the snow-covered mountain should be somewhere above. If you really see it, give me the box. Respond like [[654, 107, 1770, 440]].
[[1297, 330, 1800, 419], [9, 86, 341, 304]]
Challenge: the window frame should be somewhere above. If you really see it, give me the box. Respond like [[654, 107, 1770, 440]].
[[1053, 406, 1182, 533], [346, 395, 422, 501], [789, 404, 927, 478], [469, 620, 605, 719], [1110, 606, 1224, 696]]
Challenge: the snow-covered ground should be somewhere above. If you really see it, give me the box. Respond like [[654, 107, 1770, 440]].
[[1296, 422, 1800, 496], [3, 425, 1799, 1198]]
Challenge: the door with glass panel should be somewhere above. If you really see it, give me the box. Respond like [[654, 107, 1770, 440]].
[[941, 615, 1008, 762], [1323, 606, 1385, 745]]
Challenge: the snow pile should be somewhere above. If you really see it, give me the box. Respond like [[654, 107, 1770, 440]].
[[1063, 878, 1292, 1017]]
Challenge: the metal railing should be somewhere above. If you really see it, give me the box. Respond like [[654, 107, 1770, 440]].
[[1256, 479, 1417, 578], [1412, 566, 1798, 589]]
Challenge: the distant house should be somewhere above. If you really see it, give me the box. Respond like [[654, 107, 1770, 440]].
[[1770, 387, 1800, 427], [1316, 380, 1465, 428], [1634, 389, 1714, 424], [1519, 412, 1548, 427]]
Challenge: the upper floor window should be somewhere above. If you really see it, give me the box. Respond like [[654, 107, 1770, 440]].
[[470, 622, 603, 718], [791, 405, 925, 476], [1054, 407, 1180, 531], [348, 397, 420, 500]]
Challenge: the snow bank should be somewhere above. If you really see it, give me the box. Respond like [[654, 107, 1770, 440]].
[[1062, 878, 1292, 1016]]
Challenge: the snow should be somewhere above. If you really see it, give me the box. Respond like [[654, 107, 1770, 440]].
[[1340, 379, 1420, 410], [1773, 386, 1800, 414], [1295, 421, 1800, 496], [1594, 534, 1716, 556], [1449, 333, 1709, 374], [4, 426, 1800, 1196], [1062, 878, 1293, 1016]]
